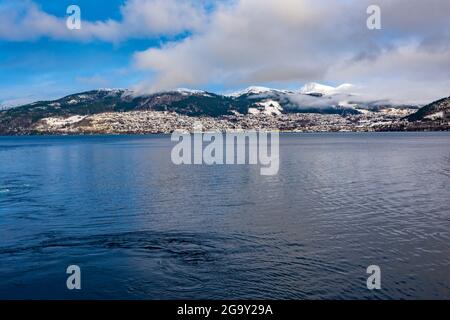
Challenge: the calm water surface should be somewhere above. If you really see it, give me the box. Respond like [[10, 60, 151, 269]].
[[0, 133, 449, 299]]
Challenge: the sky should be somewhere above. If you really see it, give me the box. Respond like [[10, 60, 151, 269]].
[[0, 0, 449, 107]]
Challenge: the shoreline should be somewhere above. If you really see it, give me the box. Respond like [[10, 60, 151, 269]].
[[1, 129, 450, 138], [2, 105, 449, 136]]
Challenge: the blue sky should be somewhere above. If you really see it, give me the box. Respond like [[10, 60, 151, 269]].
[[0, 0, 160, 105], [0, 0, 449, 106]]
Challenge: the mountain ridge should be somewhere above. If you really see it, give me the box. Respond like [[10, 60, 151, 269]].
[[406, 96, 450, 122], [1, 84, 447, 135]]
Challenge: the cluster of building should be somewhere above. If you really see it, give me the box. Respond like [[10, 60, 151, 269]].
[[33, 108, 428, 134]]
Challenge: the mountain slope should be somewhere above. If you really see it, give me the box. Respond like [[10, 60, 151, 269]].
[[0, 89, 248, 134], [228, 86, 292, 97], [2, 83, 425, 134], [406, 97, 450, 121]]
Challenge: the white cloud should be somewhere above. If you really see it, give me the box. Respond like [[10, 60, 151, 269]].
[[330, 43, 450, 104], [133, 0, 450, 103], [0, 0, 210, 42], [1, 0, 449, 104], [0, 0, 67, 41]]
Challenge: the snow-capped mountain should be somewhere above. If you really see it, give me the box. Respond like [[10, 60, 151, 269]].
[[0, 84, 427, 134], [171, 88, 210, 96], [406, 96, 450, 121], [228, 86, 291, 97]]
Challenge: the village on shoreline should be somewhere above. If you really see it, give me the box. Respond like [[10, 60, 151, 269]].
[[25, 109, 449, 135]]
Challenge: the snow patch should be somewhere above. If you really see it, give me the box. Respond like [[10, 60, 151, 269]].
[[248, 108, 260, 115], [248, 100, 283, 116], [228, 86, 287, 97], [424, 111, 445, 120], [355, 108, 373, 115], [98, 88, 126, 93], [175, 88, 206, 95], [42, 115, 87, 128]]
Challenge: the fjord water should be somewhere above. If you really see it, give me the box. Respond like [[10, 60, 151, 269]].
[[0, 133, 449, 300]]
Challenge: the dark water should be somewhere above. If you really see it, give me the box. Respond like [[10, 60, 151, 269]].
[[0, 133, 449, 300]]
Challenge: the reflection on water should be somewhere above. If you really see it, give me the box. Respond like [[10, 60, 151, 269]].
[[0, 133, 449, 299]]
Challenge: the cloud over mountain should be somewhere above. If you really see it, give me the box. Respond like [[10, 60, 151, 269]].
[[0, 0, 449, 105], [132, 0, 450, 104]]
